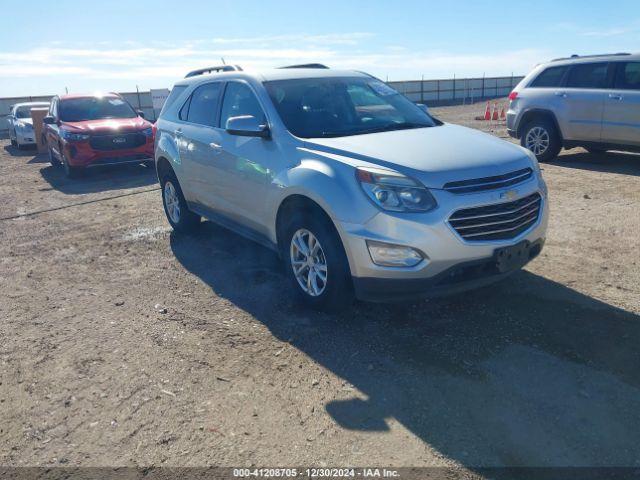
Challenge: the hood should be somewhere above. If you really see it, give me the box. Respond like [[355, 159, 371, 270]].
[[16, 118, 33, 126], [62, 116, 150, 135], [303, 123, 533, 189]]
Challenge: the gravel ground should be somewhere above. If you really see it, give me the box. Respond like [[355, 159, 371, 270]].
[[1, 100, 639, 476]]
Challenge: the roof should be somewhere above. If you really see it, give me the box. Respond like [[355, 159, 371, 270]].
[[174, 68, 370, 87], [546, 52, 640, 66], [59, 92, 121, 100], [13, 101, 50, 108]]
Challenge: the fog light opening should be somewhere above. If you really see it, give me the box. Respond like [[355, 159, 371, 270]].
[[366, 240, 424, 267]]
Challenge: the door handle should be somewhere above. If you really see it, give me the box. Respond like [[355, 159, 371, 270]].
[[554, 91, 567, 98], [609, 93, 623, 101], [209, 142, 223, 154]]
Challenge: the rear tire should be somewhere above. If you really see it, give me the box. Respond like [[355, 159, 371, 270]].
[[160, 172, 200, 233], [521, 119, 562, 162], [282, 211, 353, 312]]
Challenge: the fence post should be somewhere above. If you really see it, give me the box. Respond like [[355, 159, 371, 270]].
[[453, 74, 456, 103], [421, 75, 424, 104], [481, 73, 485, 100], [437, 79, 440, 103]]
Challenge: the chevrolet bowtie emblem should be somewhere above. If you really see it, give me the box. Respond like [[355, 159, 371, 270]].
[[500, 189, 518, 201]]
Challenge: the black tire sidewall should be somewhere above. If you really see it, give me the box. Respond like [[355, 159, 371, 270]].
[[521, 120, 561, 162], [282, 212, 353, 311], [160, 173, 199, 232]]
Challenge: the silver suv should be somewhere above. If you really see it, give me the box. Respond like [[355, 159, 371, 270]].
[[155, 65, 548, 310], [508, 52, 640, 161]]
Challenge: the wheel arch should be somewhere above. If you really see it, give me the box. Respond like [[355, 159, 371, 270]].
[[156, 155, 174, 182], [517, 109, 563, 140]]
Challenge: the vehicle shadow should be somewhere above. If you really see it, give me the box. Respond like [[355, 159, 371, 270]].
[[553, 149, 640, 176], [3, 144, 39, 158], [39, 163, 157, 195], [170, 222, 640, 468]]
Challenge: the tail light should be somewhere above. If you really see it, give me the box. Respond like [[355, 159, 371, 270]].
[[508, 91, 518, 101]]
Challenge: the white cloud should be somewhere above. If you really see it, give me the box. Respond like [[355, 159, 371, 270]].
[[0, 33, 552, 94]]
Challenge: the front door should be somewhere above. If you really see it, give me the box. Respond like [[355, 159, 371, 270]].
[[602, 62, 640, 147], [212, 81, 275, 234]]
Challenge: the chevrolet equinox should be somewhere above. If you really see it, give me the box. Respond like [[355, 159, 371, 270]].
[[155, 65, 549, 310]]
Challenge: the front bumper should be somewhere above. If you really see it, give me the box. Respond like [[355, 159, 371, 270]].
[[16, 129, 36, 145], [63, 137, 154, 167], [337, 176, 549, 301], [353, 239, 544, 302]]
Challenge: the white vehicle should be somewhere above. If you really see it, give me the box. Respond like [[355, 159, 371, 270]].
[[155, 65, 549, 310], [8, 101, 50, 149]]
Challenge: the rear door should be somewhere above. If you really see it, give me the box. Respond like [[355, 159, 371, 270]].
[[555, 62, 610, 141], [176, 81, 224, 207], [601, 61, 640, 146]]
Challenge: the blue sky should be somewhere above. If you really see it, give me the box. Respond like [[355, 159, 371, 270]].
[[1, 0, 639, 96]]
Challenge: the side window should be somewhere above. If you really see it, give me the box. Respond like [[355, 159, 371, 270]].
[[530, 66, 568, 88], [184, 83, 222, 127], [50, 99, 58, 118], [220, 82, 266, 129], [615, 62, 640, 90], [566, 63, 609, 89]]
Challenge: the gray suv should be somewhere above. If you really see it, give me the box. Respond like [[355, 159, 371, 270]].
[[508, 53, 640, 161], [155, 65, 548, 310]]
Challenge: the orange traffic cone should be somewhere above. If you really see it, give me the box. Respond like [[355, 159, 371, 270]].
[[500, 105, 506, 120], [483, 101, 491, 121], [492, 103, 499, 121]]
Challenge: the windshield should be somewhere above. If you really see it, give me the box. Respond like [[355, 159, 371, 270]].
[[59, 97, 137, 122], [264, 76, 436, 138], [16, 106, 45, 118]]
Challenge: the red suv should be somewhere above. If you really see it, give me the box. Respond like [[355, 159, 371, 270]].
[[44, 93, 154, 178]]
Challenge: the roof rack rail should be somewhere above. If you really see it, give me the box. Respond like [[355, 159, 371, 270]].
[[185, 65, 243, 78], [552, 53, 631, 62], [279, 63, 329, 69]]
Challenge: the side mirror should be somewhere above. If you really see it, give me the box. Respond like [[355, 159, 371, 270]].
[[43, 116, 56, 125], [226, 115, 270, 139], [137, 110, 145, 119], [416, 103, 430, 115]]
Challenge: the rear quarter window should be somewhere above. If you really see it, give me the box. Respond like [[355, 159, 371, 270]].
[[529, 66, 568, 88], [160, 85, 188, 116]]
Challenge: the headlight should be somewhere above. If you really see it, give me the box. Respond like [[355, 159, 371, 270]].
[[142, 127, 153, 137], [61, 130, 90, 142], [356, 167, 437, 213]]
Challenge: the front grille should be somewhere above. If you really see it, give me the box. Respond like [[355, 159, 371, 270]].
[[89, 132, 146, 151], [443, 168, 533, 194], [448, 192, 542, 241]]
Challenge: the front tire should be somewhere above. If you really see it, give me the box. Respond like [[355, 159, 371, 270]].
[[282, 211, 353, 311], [521, 119, 561, 162], [49, 147, 61, 166], [62, 152, 83, 178], [161, 172, 200, 233]]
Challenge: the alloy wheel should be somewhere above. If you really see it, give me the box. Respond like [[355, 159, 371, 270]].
[[525, 126, 550, 156], [164, 181, 181, 224], [290, 228, 328, 297]]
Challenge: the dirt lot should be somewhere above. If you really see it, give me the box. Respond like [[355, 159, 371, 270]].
[[1, 101, 640, 475]]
